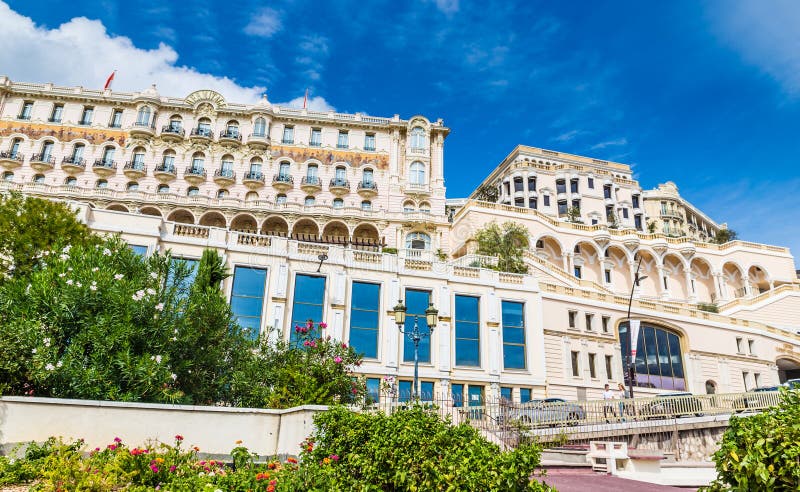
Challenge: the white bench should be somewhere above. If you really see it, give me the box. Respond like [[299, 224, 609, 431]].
[[586, 441, 665, 475]]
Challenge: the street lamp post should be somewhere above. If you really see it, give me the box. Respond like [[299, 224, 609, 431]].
[[626, 255, 648, 399], [393, 300, 438, 400]]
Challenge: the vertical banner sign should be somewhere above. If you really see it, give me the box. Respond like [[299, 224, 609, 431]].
[[630, 319, 641, 363]]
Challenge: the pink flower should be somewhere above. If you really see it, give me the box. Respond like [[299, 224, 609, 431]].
[[319, 322, 328, 329], [175, 434, 184, 441], [334, 356, 343, 364], [294, 325, 301, 333], [169, 465, 176, 473], [303, 340, 311, 347], [330, 454, 340, 461], [150, 465, 159, 473], [351, 387, 358, 394], [114, 437, 122, 443], [341, 343, 348, 349], [107, 444, 117, 450]]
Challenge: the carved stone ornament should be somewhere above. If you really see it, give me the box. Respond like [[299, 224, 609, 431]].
[[185, 90, 227, 110], [195, 103, 216, 119]]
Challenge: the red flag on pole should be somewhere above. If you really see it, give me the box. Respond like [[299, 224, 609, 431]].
[[104, 70, 116, 90], [303, 88, 309, 109]]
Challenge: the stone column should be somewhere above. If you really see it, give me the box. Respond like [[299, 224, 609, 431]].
[[684, 267, 697, 303]]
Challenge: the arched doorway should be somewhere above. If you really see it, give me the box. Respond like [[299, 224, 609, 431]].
[[231, 214, 258, 233], [705, 380, 717, 394], [353, 223, 381, 250], [533, 235, 563, 270], [262, 216, 289, 237], [619, 321, 686, 391], [199, 211, 227, 228], [321, 221, 349, 244], [292, 219, 320, 241], [777, 358, 800, 384], [690, 258, 716, 304], [166, 209, 195, 224]]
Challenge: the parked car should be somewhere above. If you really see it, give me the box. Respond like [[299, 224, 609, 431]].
[[784, 379, 800, 389], [641, 392, 704, 418], [512, 398, 587, 427], [732, 386, 781, 412]]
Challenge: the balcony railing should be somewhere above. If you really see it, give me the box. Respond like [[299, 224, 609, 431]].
[[310, 140, 322, 147], [161, 125, 185, 137], [154, 164, 176, 175], [124, 161, 147, 172], [301, 176, 321, 186], [184, 167, 207, 178], [358, 181, 377, 191], [133, 121, 156, 129], [330, 178, 350, 188], [93, 159, 116, 170], [281, 138, 294, 145], [273, 174, 293, 184], [214, 169, 236, 179], [30, 153, 56, 164], [0, 151, 24, 161], [190, 128, 213, 138], [62, 156, 85, 167], [244, 171, 266, 182], [219, 130, 242, 141]]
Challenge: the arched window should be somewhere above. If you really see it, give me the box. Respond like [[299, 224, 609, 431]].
[[41, 140, 54, 160], [197, 117, 212, 136], [187, 186, 199, 196], [2, 171, 13, 182], [64, 176, 77, 186], [136, 106, 151, 126], [191, 152, 205, 173], [304, 196, 316, 206], [333, 166, 347, 185], [333, 198, 344, 209], [405, 232, 431, 250], [253, 117, 267, 137], [101, 146, 115, 164], [131, 146, 146, 169], [361, 200, 372, 211], [410, 126, 425, 149], [409, 161, 426, 185], [127, 181, 139, 191], [217, 189, 229, 198], [157, 184, 170, 194], [278, 161, 290, 179], [619, 322, 686, 391], [221, 155, 234, 176], [225, 120, 239, 137], [8, 138, 21, 157], [168, 115, 182, 131], [276, 193, 287, 205], [419, 202, 431, 214], [71, 143, 85, 161], [249, 158, 263, 178], [32, 174, 45, 184], [403, 201, 415, 213], [162, 149, 176, 170], [306, 164, 319, 184], [245, 191, 259, 202], [362, 168, 374, 185], [95, 179, 108, 189]]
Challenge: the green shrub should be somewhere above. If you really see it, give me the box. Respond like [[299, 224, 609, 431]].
[[288, 405, 554, 491], [381, 247, 398, 255], [704, 388, 800, 491], [697, 303, 719, 313]]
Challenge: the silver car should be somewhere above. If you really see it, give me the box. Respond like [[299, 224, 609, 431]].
[[514, 398, 587, 427]]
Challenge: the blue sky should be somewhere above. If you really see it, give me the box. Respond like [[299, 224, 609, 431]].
[[1, 0, 799, 264]]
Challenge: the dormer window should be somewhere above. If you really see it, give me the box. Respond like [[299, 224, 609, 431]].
[[410, 126, 425, 149]]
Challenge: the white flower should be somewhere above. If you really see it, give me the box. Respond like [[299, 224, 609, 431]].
[[45, 363, 55, 371], [92, 267, 99, 272], [132, 289, 145, 301], [171, 337, 177, 341], [43, 250, 50, 256], [43, 338, 51, 347], [174, 329, 178, 334], [56, 360, 63, 368], [58, 273, 66, 278], [66, 279, 74, 285], [62, 245, 72, 253], [59, 254, 69, 261], [31, 348, 37, 354], [67, 267, 73, 272], [146, 288, 156, 296], [155, 303, 164, 311], [89, 284, 97, 291], [102, 248, 112, 256], [75, 282, 82, 287], [150, 272, 159, 279], [114, 274, 124, 280], [170, 373, 177, 381], [155, 355, 162, 364]]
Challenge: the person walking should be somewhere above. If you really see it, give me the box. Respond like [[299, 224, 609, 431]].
[[617, 383, 630, 422], [603, 383, 616, 422]]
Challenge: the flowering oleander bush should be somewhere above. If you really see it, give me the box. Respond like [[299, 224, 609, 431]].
[[0, 197, 365, 408], [0, 406, 554, 491]]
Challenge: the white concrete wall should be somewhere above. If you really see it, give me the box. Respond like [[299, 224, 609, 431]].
[[0, 397, 326, 457]]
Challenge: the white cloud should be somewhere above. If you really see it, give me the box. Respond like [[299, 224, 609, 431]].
[[432, 0, 460, 15], [707, 0, 800, 96], [0, 1, 266, 103], [244, 7, 282, 38], [553, 130, 582, 143], [278, 95, 336, 112], [296, 34, 330, 82], [591, 138, 627, 150]]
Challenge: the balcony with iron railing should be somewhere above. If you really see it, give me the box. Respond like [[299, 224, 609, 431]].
[[123, 160, 147, 178], [247, 132, 269, 148], [92, 159, 117, 176], [218, 130, 242, 144], [300, 175, 322, 193], [161, 125, 185, 141], [213, 168, 236, 186], [357, 180, 378, 198], [130, 121, 156, 137], [184, 166, 207, 184], [272, 173, 294, 191], [329, 177, 350, 195], [243, 171, 266, 189], [190, 127, 213, 141], [154, 163, 177, 181], [30, 153, 56, 171], [0, 151, 25, 168], [61, 155, 85, 172]]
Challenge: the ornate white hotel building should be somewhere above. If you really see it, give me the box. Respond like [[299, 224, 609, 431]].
[[1, 76, 799, 403]]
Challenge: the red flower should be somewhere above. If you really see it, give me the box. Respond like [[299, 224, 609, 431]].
[[287, 457, 298, 464], [175, 434, 184, 441]]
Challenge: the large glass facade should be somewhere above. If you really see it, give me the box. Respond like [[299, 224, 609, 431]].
[[403, 289, 432, 363], [454, 295, 480, 366], [349, 282, 380, 359], [619, 322, 686, 391], [290, 274, 326, 341], [501, 301, 526, 369], [230, 267, 268, 340], [366, 377, 380, 404]]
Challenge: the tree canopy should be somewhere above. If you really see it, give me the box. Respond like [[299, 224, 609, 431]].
[[474, 221, 530, 274]]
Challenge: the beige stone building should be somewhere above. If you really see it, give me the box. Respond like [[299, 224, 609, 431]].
[[642, 181, 723, 242], [2, 77, 799, 403]]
